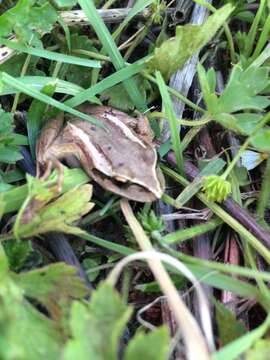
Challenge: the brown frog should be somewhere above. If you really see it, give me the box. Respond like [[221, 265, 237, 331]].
[[36, 105, 165, 202]]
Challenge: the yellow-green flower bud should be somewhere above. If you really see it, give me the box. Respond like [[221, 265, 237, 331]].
[[202, 175, 231, 203]]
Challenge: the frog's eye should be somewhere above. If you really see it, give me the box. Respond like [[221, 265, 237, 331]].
[[240, 150, 268, 171]]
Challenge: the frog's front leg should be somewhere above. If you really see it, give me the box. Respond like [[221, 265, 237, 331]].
[[136, 114, 154, 144], [36, 114, 64, 166], [36, 115, 81, 191]]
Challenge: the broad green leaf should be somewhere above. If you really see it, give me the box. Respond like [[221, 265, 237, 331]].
[[63, 283, 133, 360], [214, 300, 246, 346], [233, 113, 262, 135], [0, 106, 13, 135], [124, 327, 169, 360], [250, 129, 270, 152], [0, 146, 22, 163], [147, 4, 233, 79]]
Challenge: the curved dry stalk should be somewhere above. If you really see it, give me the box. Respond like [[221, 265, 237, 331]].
[[107, 250, 215, 350], [118, 199, 211, 360]]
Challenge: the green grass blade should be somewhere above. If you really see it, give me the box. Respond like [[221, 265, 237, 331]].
[[79, 231, 134, 256], [0, 38, 101, 68], [1, 76, 84, 96], [65, 58, 146, 108], [213, 314, 270, 360], [162, 218, 222, 245], [77, 0, 147, 111], [244, 0, 266, 58], [1, 76, 101, 104], [1, 73, 102, 126], [113, 0, 154, 39], [27, 82, 56, 159], [175, 158, 226, 206], [156, 71, 184, 175]]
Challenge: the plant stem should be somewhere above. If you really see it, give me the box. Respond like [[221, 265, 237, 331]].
[[143, 72, 205, 113], [256, 156, 270, 220], [150, 111, 211, 126], [250, 13, 270, 63], [120, 199, 211, 360], [223, 23, 236, 63]]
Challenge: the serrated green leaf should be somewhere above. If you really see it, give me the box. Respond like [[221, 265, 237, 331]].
[[198, 62, 270, 135], [14, 263, 89, 313], [0, 290, 62, 360], [4, 240, 33, 271], [1, 167, 90, 215], [102, 76, 150, 111], [0, 244, 62, 360], [14, 184, 94, 238], [147, 4, 233, 79], [124, 327, 169, 360], [64, 283, 133, 360], [0, 0, 58, 43], [64, 34, 100, 87], [216, 66, 270, 113]]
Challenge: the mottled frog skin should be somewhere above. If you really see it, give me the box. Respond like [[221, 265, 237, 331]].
[[36, 105, 165, 202]]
